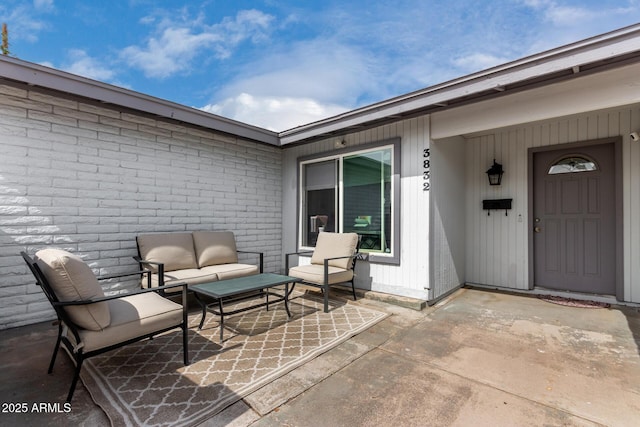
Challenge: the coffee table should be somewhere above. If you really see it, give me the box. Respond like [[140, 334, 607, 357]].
[[190, 273, 302, 342]]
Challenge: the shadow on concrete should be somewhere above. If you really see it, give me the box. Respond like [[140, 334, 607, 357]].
[[622, 305, 640, 356]]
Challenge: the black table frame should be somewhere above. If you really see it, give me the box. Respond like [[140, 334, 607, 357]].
[[190, 273, 301, 342]]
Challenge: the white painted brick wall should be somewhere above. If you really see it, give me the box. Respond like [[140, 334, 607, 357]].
[[0, 82, 283, 329]]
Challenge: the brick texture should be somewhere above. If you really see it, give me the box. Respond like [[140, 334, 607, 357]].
[[0, 83, 282, 329]]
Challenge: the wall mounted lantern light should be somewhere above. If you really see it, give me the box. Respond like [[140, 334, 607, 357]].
[[486, 159, 504, 186]]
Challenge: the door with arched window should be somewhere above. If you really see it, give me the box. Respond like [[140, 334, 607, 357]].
[[532, 142, 616, 295]]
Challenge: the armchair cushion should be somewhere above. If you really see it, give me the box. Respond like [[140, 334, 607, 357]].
[[136, 233, 197, 272], [289, 264, 354, 285], [76, 292, 183, 352], [35, 249, 110, 331], [193, 231, 238, 267], [310, 232, 359, 270]]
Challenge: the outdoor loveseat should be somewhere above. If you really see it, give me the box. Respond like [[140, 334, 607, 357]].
[[135, 231, 263, 293]]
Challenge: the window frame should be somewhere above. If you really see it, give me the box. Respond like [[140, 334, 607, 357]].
[[297, 138, 401, 265], [547, 154, 599, 175]]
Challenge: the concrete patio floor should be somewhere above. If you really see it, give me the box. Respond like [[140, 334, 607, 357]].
[[1, 287, 639, 426]]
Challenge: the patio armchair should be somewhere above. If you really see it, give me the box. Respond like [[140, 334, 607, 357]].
[[21, 249, 189, 403], [285, 232, 360, 313]]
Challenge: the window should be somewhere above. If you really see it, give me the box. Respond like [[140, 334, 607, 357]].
[[548, 156, 598, 175], [299, 140, 400, 263]]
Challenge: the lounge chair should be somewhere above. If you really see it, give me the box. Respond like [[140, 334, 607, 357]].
[[21, 249, 189, 403], [285, 232, 360, 313]]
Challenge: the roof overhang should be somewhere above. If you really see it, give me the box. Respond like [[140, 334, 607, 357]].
[[278, 23, 640, 146], [432, 61, 640, 139], [0, 56, 280, 146], [2, 24, 640, 148]]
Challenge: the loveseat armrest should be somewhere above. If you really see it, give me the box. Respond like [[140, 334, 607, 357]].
[[237, 250, 264, 273], [133, 256, 165, 287]]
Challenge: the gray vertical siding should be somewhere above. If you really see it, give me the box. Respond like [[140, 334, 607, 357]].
[[430, 136, 466, 300], [282, 117, 431, 300], [464, 105, 640, 302]]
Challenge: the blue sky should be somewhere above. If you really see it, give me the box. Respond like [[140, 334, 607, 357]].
[[2, 1, 639, 131]]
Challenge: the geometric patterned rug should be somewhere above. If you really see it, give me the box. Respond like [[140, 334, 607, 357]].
[[80, 292, 388, 426]]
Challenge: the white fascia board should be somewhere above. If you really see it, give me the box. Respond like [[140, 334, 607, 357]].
[[279, 24, 640, 145], [0, 56, 279, 146], [431, 63, 640, 139]]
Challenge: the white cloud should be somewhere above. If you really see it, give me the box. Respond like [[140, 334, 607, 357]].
[[218, 38, 376, 103], [121, 27, 222, 78], [33, 0, 54, 12], [521, 0, 552, 8], [0, 5, 47, 42], [201, 93, 347, 132], [521, 0, 637, 27], [519, 0, 640, 54], [199, 37, 377, 130], [543, 5, 594, 25], [220, 9, 274, 43], [61, 49, 116, 81], [120, 9, 274, 79], [452, 53, 512, 73], [523, 1, 597, 26]]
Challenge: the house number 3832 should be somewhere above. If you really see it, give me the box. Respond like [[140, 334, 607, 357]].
[[423, 148, 430, 191]]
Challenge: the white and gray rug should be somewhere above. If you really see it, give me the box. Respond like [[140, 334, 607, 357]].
[[80, 292, 388, 426]]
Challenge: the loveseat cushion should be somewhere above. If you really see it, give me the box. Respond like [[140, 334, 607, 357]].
[[149, 268, 219, 291], [310, 232, 359, 270], [200, 263, 259, 280], [75, 292, 183, 352], [137, 233, 197, 272], [193, 231, 238, 267], [35, 249, 111, 331]]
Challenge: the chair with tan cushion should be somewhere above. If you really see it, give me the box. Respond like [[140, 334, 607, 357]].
[[286, 232, 360, 313], [21, 249, 189, 403]]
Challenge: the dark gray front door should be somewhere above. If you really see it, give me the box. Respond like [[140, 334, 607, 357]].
[[533, 143, 616, 294]]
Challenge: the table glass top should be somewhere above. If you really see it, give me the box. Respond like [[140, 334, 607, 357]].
[[190, 273, 301, 298]]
